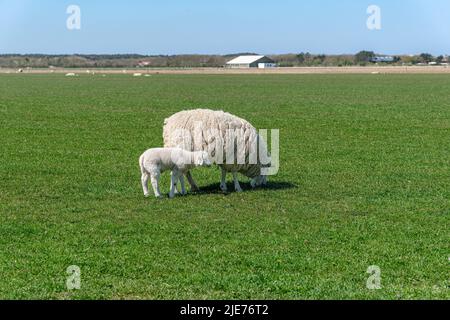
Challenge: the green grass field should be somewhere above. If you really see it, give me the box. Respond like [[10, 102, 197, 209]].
[[0, 74, 448, 300]]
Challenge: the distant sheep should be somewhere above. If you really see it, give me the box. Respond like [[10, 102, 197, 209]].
[[139, 147, 211, 199], [163, 109, 270, 192]]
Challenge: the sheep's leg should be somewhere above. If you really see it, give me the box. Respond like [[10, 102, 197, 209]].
[[169, 171, 179, 199], [150, 173, 163, 199], [185, 171, 200, 192], [173, 176, 180, 195], [220, 168, 228, 192], [233, 172, 243, 193], [179, 175, 187, 195], [141, 173, 150, 197]]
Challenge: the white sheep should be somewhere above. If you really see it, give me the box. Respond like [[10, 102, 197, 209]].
[[163, 109, 270, 192], [139, 147, 211, 199]]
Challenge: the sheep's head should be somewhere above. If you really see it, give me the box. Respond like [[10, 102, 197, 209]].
[[195, 151, 212, 167]]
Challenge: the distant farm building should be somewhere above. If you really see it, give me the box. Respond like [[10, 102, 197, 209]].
[[371, 56, 395, 63], [226, 55, 276, 69], [138, 61, 151, 67]]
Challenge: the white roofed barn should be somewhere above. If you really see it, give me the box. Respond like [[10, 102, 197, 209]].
[[225, 55, 276, 69]]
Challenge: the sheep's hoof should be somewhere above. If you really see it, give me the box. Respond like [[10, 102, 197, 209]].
[[144, 194, 150, 198], [235, 188, 243, 193], [156, 195, 164, 199]]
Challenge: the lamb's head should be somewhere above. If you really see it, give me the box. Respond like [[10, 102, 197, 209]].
[[250, 175, 268, 188], [194, 151, 212, 167], [246, 164, 269, 188], [248, 134, 271, 188]]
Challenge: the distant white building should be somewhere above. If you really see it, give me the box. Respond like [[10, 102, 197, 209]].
[[138, 61, 151, 67], [371, 56, 395, 63], [226, 55, 276, 69]]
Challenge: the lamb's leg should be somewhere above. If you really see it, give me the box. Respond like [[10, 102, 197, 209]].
[[141, 173, 150, 197], [220, 167, 228, 192], [150, 173, 163, 199], [169, 171, 179, 199], [233, 172, 243, 193], [185, 171, 200, 192], [179, 175, 187, 195]]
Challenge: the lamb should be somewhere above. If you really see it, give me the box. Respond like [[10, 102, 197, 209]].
[[139, 147, 211, 199], [163, 109, 270, 192]]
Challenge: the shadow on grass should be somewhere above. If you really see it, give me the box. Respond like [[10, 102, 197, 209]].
[[141, 181, 298, 200], [190, 181, 298, 196]]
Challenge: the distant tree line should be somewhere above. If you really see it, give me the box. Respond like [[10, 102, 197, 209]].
[[275, 51, 446, 67], [0, 52, 447, 68]]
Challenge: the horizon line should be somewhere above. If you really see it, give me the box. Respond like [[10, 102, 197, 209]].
[[0, 51, 447, 57]]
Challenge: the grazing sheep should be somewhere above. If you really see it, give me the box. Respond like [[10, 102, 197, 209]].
[[139, 147, 211, 199], [163, 109, 270, 192]]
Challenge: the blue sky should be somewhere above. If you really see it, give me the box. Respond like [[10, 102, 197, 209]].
[[0, 0, 449, 55]]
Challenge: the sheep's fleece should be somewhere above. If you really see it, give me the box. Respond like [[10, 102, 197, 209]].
[[163, 109, 270, 178]]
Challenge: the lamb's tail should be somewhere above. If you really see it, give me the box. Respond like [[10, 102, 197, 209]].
[[139, 154, 146, 175]]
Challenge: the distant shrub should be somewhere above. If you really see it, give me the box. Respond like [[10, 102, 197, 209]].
[[279, 62, 294, 67]]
